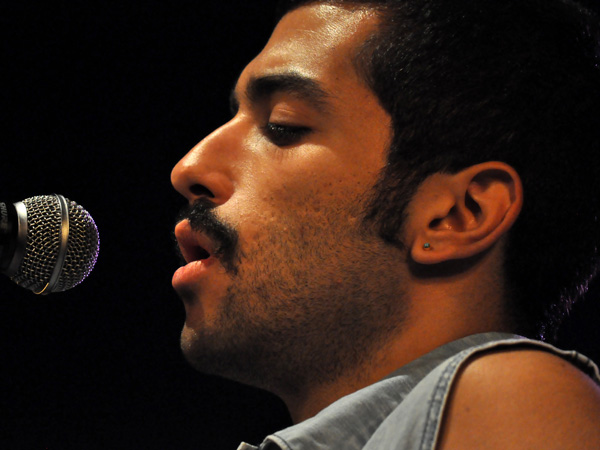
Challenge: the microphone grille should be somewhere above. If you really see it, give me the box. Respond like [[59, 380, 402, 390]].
[[11, 195, 100, 293]]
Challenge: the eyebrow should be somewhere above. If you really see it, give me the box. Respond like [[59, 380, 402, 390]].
[[229, 72, 333, 116]]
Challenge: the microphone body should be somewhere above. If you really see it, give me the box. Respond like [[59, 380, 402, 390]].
[[0, 194, 99, 294]]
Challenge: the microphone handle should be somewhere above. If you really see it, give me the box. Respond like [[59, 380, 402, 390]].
[[1, 199, 32, 280], [0, 201, 20, 273]]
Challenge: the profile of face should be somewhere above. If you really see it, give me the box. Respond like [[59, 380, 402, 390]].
[[171, 4, 408, 394]]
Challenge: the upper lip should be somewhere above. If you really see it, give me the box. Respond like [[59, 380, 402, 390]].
[[174, 220, 215, 264]]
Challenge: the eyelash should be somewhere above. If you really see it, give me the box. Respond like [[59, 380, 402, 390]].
[[262, 123, 311, 147]]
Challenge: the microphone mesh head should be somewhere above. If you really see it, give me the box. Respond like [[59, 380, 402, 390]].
[[11, 195, 100, 293]]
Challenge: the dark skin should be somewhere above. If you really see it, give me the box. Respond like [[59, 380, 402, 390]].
[[172, 4, 600, 446]]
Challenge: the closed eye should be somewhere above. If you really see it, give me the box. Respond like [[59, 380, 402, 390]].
[[263, 123, 311, 147]]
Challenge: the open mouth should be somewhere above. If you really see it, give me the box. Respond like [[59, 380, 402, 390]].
[[174, 220, 216, 265], [179, 240, 212, 265], [192, 246, 211, 261]]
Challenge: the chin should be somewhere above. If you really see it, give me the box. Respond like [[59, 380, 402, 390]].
[[180, 323, 199, 354]]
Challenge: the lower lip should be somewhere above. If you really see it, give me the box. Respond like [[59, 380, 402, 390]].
[[172, 258, 216, 288]]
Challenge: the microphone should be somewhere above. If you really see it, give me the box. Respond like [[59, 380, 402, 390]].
[[0, 194, 100, 294]]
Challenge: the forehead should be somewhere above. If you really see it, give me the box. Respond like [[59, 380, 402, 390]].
[[237, 4, 379, 94]]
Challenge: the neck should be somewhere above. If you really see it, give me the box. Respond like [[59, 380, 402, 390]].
[[282, 317, 510, 423], [278, 245, 513, 423], [280, 282, 511, 422], [278, 320, 475, 422]]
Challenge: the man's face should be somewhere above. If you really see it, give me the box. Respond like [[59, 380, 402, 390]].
[[171, 4, 407, 393]]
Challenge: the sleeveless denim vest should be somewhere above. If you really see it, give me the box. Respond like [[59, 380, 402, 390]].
[[237, 332, 600, 450]]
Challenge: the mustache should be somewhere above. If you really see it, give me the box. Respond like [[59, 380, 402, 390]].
[[174, 198, 240, 274]]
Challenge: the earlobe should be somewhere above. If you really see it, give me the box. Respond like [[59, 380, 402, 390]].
[[410, 162, 523, 264]]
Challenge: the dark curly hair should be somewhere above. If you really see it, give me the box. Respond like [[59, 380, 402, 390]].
[[277, 0, 600, 339]]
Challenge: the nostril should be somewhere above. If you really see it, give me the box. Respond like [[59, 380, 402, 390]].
[[190, 184, 215, 198]]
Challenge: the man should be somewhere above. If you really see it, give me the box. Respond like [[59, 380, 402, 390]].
[[171, 0, 600, 448]]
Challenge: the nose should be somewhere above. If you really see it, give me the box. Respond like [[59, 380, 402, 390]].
[[171, 122, 237, 206]]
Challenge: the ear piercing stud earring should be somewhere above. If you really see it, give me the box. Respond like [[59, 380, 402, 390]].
[[423, 243, 432, 250]]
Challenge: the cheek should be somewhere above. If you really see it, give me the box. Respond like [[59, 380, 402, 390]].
[[239, 186, 364, 261], [226, 145, 382, 244], [260, 166, 373, 213]]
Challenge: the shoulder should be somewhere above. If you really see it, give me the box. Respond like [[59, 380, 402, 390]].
[[437, 347, 600, 449]]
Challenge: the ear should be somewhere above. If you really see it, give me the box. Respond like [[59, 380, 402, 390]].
[[408, 162, 523, 264]]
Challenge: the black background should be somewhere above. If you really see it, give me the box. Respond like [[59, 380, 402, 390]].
[[1, 1, 599, 449]]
